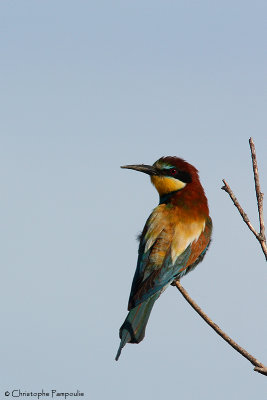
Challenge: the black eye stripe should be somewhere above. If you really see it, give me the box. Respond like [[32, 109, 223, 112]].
[[176, 170, 192, 183], [160, 168, 192, 183]]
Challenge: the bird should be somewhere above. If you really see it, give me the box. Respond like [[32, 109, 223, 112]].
[[115, 156, 212, 361]]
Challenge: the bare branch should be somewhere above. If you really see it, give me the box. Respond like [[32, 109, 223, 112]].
[[171, 138, 267, 376], [174, 280, 267, 376], [249, 138, 266, 243], [221, 179, 258, 237], [221, 138, 267, 260]]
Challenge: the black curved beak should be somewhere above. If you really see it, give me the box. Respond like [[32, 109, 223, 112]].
[[121, 164, 157, 176]]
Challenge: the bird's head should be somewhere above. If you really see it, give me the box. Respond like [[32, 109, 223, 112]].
[[121, 156, 200, 197]]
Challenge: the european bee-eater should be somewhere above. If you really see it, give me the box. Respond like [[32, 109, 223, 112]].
[[115, 156, 212, 361]]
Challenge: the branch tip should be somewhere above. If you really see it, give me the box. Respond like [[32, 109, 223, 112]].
[[174, 280, 267, 377], [222, 138, 266, 260]]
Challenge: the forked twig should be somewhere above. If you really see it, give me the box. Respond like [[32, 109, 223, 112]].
[[221, 137, 267, 260], [174, 138, 267, 376], [174, 280, 267, 376]]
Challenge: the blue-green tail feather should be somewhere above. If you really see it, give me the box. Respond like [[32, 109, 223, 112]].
[[115, 292, 160, 361]]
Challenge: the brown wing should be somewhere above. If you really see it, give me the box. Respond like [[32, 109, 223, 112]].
[[182, 216, 212, 275]]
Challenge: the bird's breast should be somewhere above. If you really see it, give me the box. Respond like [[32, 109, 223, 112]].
[[144, 204, 207, 265]]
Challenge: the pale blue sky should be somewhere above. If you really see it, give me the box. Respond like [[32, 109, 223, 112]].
[[1, 1, 267, 399]]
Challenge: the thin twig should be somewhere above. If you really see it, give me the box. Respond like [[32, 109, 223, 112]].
[[249, 138, 266, 246], [221, 138, 267, 260], [221, 179, 258, 237], [174, 280, 267, 376], [172, 138, 267, 376]]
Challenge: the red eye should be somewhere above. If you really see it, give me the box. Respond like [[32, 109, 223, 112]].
[[170, 168, 177, 175]]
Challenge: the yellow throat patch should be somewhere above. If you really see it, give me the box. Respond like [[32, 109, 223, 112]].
[[151, 175, 186, 196]]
